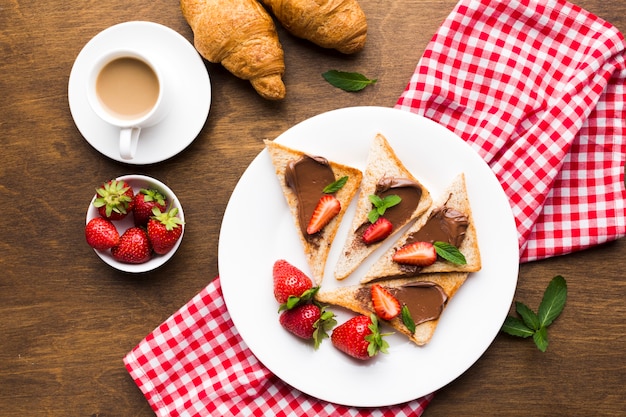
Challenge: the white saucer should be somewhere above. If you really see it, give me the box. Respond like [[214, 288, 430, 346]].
[[68, 21, 211, 165]]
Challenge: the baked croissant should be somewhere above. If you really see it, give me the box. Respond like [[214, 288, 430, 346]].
[[259, 0, 367, 54], [180, 0, 286, 100]]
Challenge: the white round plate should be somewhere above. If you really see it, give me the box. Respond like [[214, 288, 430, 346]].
[[86, 174, 185, 273], [68, 21, 211, 165], [219, 106, 519, 407]]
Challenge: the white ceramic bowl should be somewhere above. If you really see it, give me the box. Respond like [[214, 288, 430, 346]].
[[85, 174, 185, 273]]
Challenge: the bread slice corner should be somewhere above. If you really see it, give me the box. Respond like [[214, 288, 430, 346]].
[[316, 272, 469, 345], [264, 139, 363, 285], [334, 132, 433, 281], [362, 172, 481, 284]]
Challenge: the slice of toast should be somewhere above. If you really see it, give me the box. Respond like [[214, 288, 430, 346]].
[[265, 139, 363, 285], [316, 273, 469, 345], [362, 173, 481, 284], [334, 133, 432, 281]]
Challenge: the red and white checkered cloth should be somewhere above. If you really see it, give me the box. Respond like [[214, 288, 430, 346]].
[[124, 277, 434, 416], [124, 0, 626, 415], [396, 0, 626, 262]]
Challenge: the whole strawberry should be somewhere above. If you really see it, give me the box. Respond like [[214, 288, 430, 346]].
[[273, 259, 317, 309], [111, 227, 152, 264], [132, 188, 167, 227], [93, 179, 134, 221], [279, 303, 336, 349], [147, 207, 184, 255], [85, 217, 119, 251], [331, 314, 389, 360]]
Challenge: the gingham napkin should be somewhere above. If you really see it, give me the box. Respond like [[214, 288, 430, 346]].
[[124, 0, 626, 415], [124, 277, 434, 416], [396, 0, 626, 262]]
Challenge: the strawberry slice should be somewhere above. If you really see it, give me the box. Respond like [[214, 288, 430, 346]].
[[362, 217, 393, 244], [392, 241, 437, 266], [371, 284, 401, 320], [306, 195, 341, 235]]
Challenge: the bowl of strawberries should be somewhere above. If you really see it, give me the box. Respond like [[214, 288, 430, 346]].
[[85, 174, 185, 273]]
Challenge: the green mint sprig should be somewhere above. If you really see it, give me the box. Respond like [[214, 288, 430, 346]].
[[433, 241, 466, 265], [401, 305, 416, 334], [367, 194, 401, 223], [501, 275, 567, 352], [323, 176, 348, 193], [322, 70, 377, 92]]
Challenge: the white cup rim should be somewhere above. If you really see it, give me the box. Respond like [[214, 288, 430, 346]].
[[87, 49, 164, 128]]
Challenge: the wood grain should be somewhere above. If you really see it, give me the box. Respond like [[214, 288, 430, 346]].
[[1, 0, 624, 415]]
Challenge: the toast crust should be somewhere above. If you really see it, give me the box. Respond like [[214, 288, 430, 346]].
[[334, 133, 432, 281], [265, 139, 363, 285], [362, 173, 481, 284]]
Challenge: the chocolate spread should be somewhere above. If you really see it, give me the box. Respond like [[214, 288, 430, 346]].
[[389, 282, 448, 325], [285, 155, 336, 242], [405, 205, 468, 247], [356, 282, 447, 326], [356, 176, 423, 240], [394, 205, 469, 276]]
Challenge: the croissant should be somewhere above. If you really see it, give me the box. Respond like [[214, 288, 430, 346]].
[[180, 0, 286, 100], [259, 0, 367, 54]]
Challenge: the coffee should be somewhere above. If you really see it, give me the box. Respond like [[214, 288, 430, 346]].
[[96, 57, 160, 120]]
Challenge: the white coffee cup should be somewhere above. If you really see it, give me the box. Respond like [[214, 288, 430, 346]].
[[87, 49, 171, 160]]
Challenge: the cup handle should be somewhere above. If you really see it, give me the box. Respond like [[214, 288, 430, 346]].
[[120, 127, 141, 160]]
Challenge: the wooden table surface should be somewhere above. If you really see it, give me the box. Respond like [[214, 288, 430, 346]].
[[2, 0, 625, 415]]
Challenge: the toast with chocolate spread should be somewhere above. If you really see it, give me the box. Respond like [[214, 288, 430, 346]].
[[361, 173, 481, 284], [316, 272, 469, 345], [334, 133, 432, 281], [265, 139, 363, 285]]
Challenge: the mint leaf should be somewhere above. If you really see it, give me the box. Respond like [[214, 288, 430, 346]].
[[322, 70, 377, 92], [515, 301, 540, 331], [323, 176, 348, 194], [367, 194, 401, 223], [433, 241, 467, 265], [501, 316, 534, 338], [538, 275, 567, 328], [312, 308, 337, 350], [401, 305, 416, 334], [533, 326, 549, 352], [500, 275, 567, 352]]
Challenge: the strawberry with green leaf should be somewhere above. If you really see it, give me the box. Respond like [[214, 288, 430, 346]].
[[273, 260, 318, 310], [147, 207, 184, 255], [279, 303, 336, 349], [133, 188, 167, 227], [393, 241, 467, 266], [331, 314, 390, 360], [392, 241, 437, 266], [361, 194, 401, 245], [304, 177, 348, 236], [93, 179, 134, 221], [367, 194, 401, 224]]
